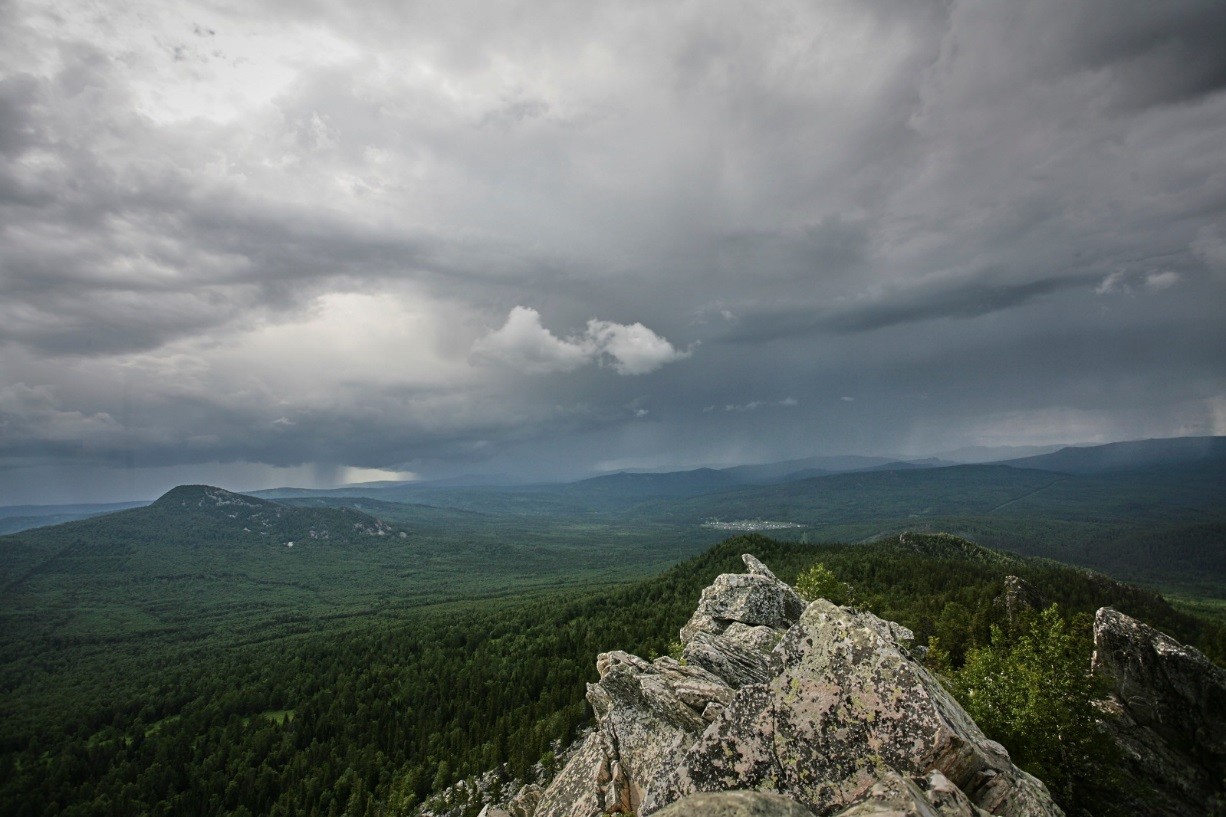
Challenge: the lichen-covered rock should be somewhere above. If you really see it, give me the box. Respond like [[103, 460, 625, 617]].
[[506, 785, 543, 817], [588, 655, 711, 814], [742, 554, 780, 580], [648, 600, 1061, 817], [830, 769, 990, 817], [679, 556, 805, 643], [681, 631, 779, 688], [652, 790, 816, 817], [530, 555, 1064, 817], [823, 765, 985, 809], [723, 621, 788, 654], [1092, 607, 1226, 816], [478, 807, 511, 817], [532, 733, 606, 817], [535, 652, 737, 817]]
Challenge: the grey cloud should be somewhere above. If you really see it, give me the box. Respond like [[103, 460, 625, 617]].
[[1061, 0, 1226, 108], [823, 276, 1093, 334], [1, 0, 1224, 498], [719, 274, 1095, 343]]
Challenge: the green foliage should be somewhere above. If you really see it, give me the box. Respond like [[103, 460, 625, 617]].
[[1, 526, 1222, 816], [933, 601, 974, 665], [795, 562, 851, 605], [946, 605, 1119, 816]]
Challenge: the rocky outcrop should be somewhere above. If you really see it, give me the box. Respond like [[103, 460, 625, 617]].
[[535, 556, 805, 817], [647, 600, 1057, 817], [528, 555, 1063, 817], [1092, 607, 1226, 816], [993, 576, 1042, 624]]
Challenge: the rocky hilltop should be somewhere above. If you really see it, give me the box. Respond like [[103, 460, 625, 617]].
[[475, 554, 1226, 817], [481, 555, 1059, 817]]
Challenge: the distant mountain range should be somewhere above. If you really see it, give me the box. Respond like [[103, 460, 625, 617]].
[[997, 435, 1226, 474], [3, 435, 1223, 541]]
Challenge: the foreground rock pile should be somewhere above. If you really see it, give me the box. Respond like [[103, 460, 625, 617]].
[[478, 555, 1225, 817], [488, 555, 1062, 817]]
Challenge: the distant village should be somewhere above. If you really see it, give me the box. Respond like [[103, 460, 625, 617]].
[[701, 518, 804, 532]]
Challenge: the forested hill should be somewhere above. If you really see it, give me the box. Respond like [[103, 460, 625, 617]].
[[1, 484, 402, 588], [1, 532, 1221, 817]]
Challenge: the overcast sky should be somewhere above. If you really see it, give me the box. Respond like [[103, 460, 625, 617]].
[[2, 0, 1225, 503]]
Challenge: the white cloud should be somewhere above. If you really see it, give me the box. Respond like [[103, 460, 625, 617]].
[[1096, 269, 1182, 295], [585, 319, 691, 376], [1144, 270, 1180, 291], [718, 398, 800, 413], [470, 307, 689, 376], [1095, 271, 1128, 295], [341, 466, 418, 484], [469, 306, 592, 375]]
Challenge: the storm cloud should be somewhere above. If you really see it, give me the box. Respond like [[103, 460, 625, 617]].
[[1, 0, 1224, 502]]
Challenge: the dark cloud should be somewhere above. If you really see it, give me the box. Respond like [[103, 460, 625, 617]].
[[1, 0, 1224, 502], [719, 274, 1097, 343]]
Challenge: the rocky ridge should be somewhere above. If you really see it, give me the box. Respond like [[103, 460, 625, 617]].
[[494, 554, 1063, 817]]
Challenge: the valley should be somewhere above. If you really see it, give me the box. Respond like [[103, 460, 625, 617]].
[[0, 438, 1223, 815]]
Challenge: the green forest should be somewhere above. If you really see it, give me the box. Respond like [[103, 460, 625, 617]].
[[3, 533, 1221, 817]]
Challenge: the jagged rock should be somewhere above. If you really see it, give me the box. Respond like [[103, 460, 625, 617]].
[[532, 556, 1064, 817], [1092, 607, 1226, 758], [647, 600, 1061, 817], [681, 631, 778, 688], [723, 621, 787, 654], [478, 807, 511, 817], [742, 554, 779, 580], [994, 576, 1042, 624], [679, 557, 805, 644], [535, 652, 737, 817], [882, 619, 915, 648], [1092, 607, 1226, 816], [532, 733, 606, 817], [652, 791, 816, 817], [831, 769, 990, 817], [507, 785, 543, 817]]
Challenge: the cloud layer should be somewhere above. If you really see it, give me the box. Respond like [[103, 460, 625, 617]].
[[1, 0, 1224, 501]]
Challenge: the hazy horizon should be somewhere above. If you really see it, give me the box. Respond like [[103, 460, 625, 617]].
[[7, 435, 1219, 507], [3, 1, 1225, 504]]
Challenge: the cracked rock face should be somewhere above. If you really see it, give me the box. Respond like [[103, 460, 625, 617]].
[[529, 555, 1064, 817], [1092, 607, 1226, 816], [680, 573, 807, 644], [534, 653, 739, 817], [830, 769, 991, 817], [648, 600, 1059, 817]]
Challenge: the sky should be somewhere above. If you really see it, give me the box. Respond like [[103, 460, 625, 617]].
[[2, 0, 1225, 504]]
